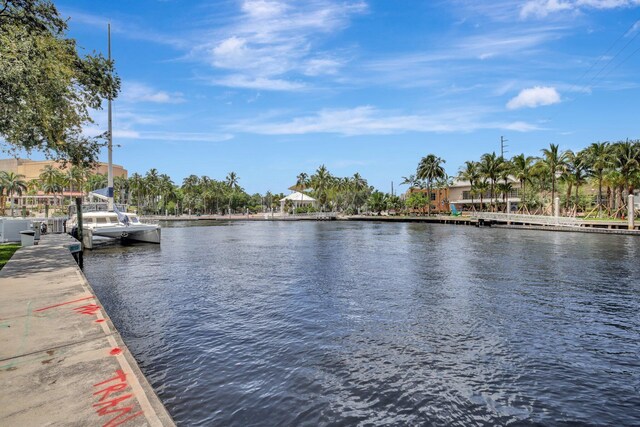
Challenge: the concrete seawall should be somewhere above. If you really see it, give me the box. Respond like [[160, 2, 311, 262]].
[[0, 235, 174, 426]]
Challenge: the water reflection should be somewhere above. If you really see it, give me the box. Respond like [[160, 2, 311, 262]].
[[84, 222, 640, 426]]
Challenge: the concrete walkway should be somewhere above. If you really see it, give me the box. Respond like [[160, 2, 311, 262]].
[[0, 235, 174, 426]]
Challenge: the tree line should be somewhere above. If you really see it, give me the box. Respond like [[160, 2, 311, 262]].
[[402, 140, 640, 217]]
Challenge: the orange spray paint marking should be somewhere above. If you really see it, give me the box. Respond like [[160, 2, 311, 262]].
[[109, 347, 122, 356], [34, 296, 95, 312]]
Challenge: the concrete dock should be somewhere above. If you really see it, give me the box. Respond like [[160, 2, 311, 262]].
[[0, 235, 174, 426]]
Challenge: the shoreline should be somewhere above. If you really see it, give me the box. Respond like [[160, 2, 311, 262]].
[[142, 214, 640, 236]]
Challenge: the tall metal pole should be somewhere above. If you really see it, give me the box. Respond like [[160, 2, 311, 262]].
[[107, 23, 114, 211]]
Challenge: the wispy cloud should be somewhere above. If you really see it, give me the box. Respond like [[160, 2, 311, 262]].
[[114, 131, 234, 142], [507, 86, 561, 109], [193, 0, 367, 90], [211, 75, 305, 91], [229, 106, 542, 135], [121, 82, 186, 104]]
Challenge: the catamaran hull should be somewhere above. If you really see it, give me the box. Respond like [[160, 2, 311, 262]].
[[91, 226, 161, 244], [122, 227, 161, 244]]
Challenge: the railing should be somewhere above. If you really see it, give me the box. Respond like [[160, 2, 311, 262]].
[[472, 212, 582, 227]]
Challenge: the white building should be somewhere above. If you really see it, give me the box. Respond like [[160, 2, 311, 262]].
[[279, 192, 317, 212], [449, 178, 522, 211]]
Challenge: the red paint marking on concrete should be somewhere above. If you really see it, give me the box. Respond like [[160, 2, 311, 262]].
[[93, 369, 144, 427], [94, 383, 128, 401], [96, 319, 106, 323], [103, 410, 144, 427], [34, 296, 95, 312], [109, 347, 123, 356], [94, 369, 127, 387], [74, 303, 101, 315]]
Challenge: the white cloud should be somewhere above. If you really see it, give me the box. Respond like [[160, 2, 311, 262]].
[[520, 0, 640, 19], [229, 106, 541, 135], [121, 82, 185, 104], [520, 0, 573, 18], [116, 131, 234, 142], [507, 86, 561, 109], [198, 0, 367, 90], [213, 75, 305, 91]]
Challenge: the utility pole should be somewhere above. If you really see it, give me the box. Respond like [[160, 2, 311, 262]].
[[391, 181, 394, 196], [500, 136, 508, 160]]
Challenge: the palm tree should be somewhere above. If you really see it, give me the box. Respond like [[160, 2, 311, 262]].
[[296, 172, 309, 210], [39, 165, 65, 207], [351, 173, 368, 213], [479, 152, 500, 212], [225, 172, 240, 214], [367, 191, 387, 215], [585, 141, 612, 217], [310, 165, 332, 211], [416, 154, 446, 215], [400, 174, 419, 190], [511, 154, 534, 212], [474, 179, 489, 212], [570, 150, 590, 211], [0, 171, 28, 217], [182, 175, 200, 215], [613, 139, 640, 196], [128, 173, 144, 211], [158, 174, 176, 215], [145, 169, 160, 214], [541, 143, 568, 214], [457, 161, 480, 209], [497, 181, 513, 208]]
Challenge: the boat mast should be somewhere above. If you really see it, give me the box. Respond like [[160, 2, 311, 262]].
[[107, 23, 114, 211]]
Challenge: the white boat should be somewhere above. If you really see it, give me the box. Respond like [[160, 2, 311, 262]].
[[67, 211, 161, 248], [67, 25, 161, 249]]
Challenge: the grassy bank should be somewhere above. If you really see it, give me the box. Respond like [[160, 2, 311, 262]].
[[0, 244, 20, 270]]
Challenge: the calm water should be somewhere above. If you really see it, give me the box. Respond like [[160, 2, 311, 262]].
[[83, 221, 640, 426]]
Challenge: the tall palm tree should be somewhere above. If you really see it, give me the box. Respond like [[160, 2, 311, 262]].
[[39, 165, 65, 207], [225, 172, 240, 214], [296, 172, 309, 209], [310, 165, 332, 211], [570, 150, 590, 211], [416, 154, 446, 215], [145, 169, 160, 214], [585, 141, 612, 216], [541, 143, 568, 214], [128, 173, 144, 212], [458, 161, 480, 208], [510, 154, 534, 212], [0, 171, 28, 217], [351, 173, 368, 213], [182, 174, 200, 215], [479, 152, 500, 212], [613, 139, 640, 195], [474, 179, 489, 212]]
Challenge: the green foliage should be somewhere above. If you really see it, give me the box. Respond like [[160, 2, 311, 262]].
[[0, 243, 21, 270], [0, 0, 120, 166]]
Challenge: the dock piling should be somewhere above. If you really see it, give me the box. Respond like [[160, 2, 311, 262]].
[[629, 194, 635, 230]]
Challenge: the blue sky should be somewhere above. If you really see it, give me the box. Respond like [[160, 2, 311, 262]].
[[51, 0, 640, 193]]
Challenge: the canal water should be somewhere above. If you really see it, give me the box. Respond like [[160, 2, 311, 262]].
[[83, 221, 640, 426]]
